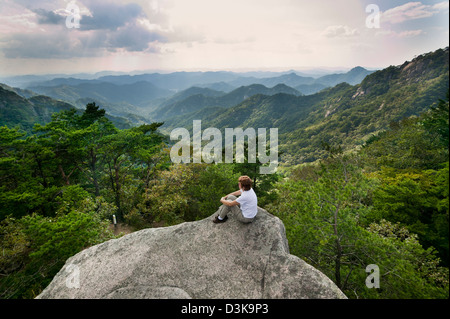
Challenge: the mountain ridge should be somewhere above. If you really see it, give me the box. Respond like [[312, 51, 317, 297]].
[[163, 47, 448, 164], [2, 47, 447, 165], [29, 81, 172, 108], [151, 83, 302, 121], [0, 86, 146, 131]]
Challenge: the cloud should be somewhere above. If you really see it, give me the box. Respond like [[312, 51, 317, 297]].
[[79, 1, 144, 31], [382, 1, 449, 24], [0, 0, 448, 75], [105, 22, 167, 51], [322, 25, 359, 38], [1, 32, 89, 59], [432, 1, 449, 11], [0, 13, 37, 33], [33, 8, 65, 24], [2, 24, 167, 59], [0, 0, 170, 59], [31, 1, 145, 30]]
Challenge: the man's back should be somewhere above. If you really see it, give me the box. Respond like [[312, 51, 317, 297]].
[[236, 188, 258, 219]]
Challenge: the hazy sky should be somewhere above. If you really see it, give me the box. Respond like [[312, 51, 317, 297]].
[[0, 0, 448, 76]]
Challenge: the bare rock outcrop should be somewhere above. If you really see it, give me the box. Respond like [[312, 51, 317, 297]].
[[36, 208, 346, 299]]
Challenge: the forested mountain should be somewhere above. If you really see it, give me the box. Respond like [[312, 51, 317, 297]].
[[0, 83, 37, 99], [0, 86, 74, 131], [158, 86, 226, 106], [96, 71, 240, 89], [174, 47, 449, 163], [227, 67, 373, 90], [8, 66, 373, 116], [0, 86, 145, 131], [197, 81, 237, 93], [151, 83, 301, 120], [28, 67, 369, 92], [2, 47, 447, 163], [317, 66, 373, 86]]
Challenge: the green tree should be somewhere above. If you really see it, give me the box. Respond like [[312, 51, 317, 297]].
[[0, 193, 115, 299], [186, 163, 240, 220], [99, 123, 166, 221], [422, 90, 449, 149], [128, 163, 239, 228], [364, 219, 448, 299], [361, 93, 449, 265], [269, 156, 448, 298], [79, 102, 106, 128], [0, 127, 61, 219], [366, 166, 449, 265], [33, 108, 84, 186], [231, 139, 280, 206], [75, 118, 117, 196], [362, 117, 447, 171], [270, 151, 374, 291]]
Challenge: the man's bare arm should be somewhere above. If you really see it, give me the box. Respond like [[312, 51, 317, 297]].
[[220, 198, 239, 207], [225, 190, 242, 199]]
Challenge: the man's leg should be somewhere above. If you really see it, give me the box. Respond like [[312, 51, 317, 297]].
[[214, 195, 237, 223], [235, 213, 254, 224], [217, 195, 239, 220], [216, 195, 254, 223]]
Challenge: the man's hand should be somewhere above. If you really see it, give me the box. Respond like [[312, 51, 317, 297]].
[[220, 197, 239, 207]]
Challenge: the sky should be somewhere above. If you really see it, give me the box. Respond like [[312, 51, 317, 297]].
[[0, 0, 448, 76]]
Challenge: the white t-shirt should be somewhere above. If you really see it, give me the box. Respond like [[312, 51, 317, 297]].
[[236, 188, 258, 219]]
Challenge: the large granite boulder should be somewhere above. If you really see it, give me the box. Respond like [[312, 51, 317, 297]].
[[36, 208, 346, 299]]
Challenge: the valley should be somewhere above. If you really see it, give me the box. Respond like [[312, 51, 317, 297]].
[[1, 47, 448, 164]]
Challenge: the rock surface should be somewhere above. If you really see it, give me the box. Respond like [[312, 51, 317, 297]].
[[36, 208, 346, 299]]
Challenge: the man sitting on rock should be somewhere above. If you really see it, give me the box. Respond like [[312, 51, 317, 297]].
[[213, 175, 258, 224]]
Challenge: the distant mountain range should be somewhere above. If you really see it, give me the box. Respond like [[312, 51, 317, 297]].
[[161, 47, 449, 163], [8, 66, 373, 107], [224, 67, 373, 91], [29, 81, 172, 107], [1, 47, 447, 164], [151, 84, 302, 120], [14, 66, 373, 121]]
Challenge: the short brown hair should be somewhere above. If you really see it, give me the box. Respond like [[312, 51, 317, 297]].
[[238, 176, 252, 191]]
